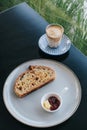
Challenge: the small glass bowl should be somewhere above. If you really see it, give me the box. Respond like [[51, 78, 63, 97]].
[[41, 92, 62, 113]]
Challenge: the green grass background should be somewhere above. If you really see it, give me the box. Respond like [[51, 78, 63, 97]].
[[0, 0, 87, 56]]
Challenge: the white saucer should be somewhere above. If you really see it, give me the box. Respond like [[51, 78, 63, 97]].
[[38, 34, 71, 55]]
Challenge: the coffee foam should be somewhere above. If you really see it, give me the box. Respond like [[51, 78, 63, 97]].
[[46, 25, 62, 39]]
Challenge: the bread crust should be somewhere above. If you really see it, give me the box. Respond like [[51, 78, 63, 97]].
[[14, 65, 56, 97]]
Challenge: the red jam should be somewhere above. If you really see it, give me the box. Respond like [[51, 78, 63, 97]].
[[48, 96, 60, 111]]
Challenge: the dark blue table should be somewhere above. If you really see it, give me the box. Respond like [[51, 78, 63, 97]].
[[0, 2, 87, 129]]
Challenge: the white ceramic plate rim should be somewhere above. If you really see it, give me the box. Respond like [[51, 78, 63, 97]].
[[3, 59, 82, 128]]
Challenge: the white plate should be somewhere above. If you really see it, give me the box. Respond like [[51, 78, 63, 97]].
[[3, 59, 81, 128], [38, 34, 71, 55]]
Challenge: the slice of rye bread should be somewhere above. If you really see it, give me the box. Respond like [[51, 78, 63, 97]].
[[14, 65, 56, 97]]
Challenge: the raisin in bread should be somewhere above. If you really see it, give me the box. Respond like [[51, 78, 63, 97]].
[[14, 65, 56, 97]]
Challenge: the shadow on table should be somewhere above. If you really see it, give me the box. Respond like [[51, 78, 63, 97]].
[[38, 48, 70, 62]]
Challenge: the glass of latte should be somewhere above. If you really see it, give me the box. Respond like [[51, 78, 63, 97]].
[[46, 23, 64, 48]]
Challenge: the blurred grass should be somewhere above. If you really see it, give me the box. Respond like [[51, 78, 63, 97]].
[[0, 0, 87, 56]]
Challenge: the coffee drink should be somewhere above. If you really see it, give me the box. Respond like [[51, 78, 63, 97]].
[[46, 24, 64, 48]]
